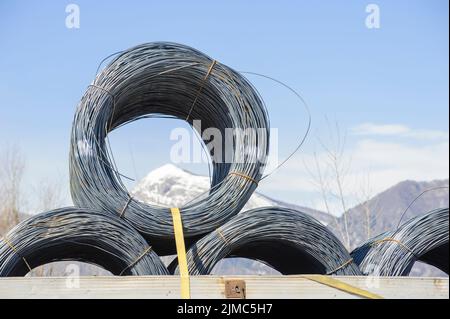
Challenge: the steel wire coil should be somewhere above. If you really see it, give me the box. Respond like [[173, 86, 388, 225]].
[[0, 207, 169, 276], [171, 207, 361, 275], [69, 42, 270, 255], [351, 208, 449, 276]]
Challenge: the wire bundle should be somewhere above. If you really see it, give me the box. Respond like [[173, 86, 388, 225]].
[[171, 207, 361, 275], [0, 207, 169, 276], [351, 208, 449, 276], [69, 42, 270, 255]]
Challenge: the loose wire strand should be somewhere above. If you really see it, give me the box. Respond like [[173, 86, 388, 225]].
[[239, 71, 312, 181]]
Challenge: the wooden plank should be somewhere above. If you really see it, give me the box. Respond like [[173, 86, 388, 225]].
[[0, 276, 447, 299]]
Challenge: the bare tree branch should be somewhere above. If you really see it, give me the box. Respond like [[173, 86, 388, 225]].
[[0, 145, 25, 234]]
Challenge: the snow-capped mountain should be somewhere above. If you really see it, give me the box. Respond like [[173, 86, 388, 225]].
[[131, 164, 334, 225], [132, 164, 212, 208], [132, 163, 274, 210]]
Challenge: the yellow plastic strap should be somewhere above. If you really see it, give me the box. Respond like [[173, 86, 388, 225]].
[[302, 275, 383, 299], [170, 207, 190, 299]]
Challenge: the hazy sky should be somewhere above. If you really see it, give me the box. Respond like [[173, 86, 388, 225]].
[[0, 1, 448, 213]]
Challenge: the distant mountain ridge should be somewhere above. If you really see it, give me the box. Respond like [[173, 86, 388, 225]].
[[344, 179, 449, 249], [132, 165, 448, 247], [131, 164, 448, 276]]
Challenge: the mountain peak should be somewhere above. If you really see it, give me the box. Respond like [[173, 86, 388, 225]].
[[143, 163, 189, 179], [131, 164, 210, 207], [130, 163, 333, 225]]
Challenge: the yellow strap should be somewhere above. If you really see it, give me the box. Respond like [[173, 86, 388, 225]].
[[170, 207, 190, 299], [302, 275, 383, 299]]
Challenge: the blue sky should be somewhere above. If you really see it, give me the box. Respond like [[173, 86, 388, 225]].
[[0, 1, 448, 213]]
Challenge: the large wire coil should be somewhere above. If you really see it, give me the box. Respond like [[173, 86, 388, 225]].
[[171, 207, 361, 275], [69, 42, 270, 254], [0, 207, 169, 276], [351, 208, 449, 276]]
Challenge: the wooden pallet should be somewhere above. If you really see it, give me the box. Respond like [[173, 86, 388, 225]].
[[0, 276, 448, 299]]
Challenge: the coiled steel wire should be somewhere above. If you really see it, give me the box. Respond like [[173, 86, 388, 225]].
[[171, 207, 361, 275], [69, 42, 270, 255], [351, 208, 449, 276], [0, 207, 169, 276]]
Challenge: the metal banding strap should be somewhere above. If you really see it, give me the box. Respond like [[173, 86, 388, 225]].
[[229, 172, 259, 186], [1, 236, 32, 272], [302, 275, 383, 299], [326, 258, 354, 275], [371, 237, 417, 257], [170, 207, 190, 299], [87, 84, 116, 132], [216, 229, 230, 246], [119, 196, 133, 218], [119, 246, 153, 276], [87, 84, 115, 100], [186, 60, 218, 121]]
